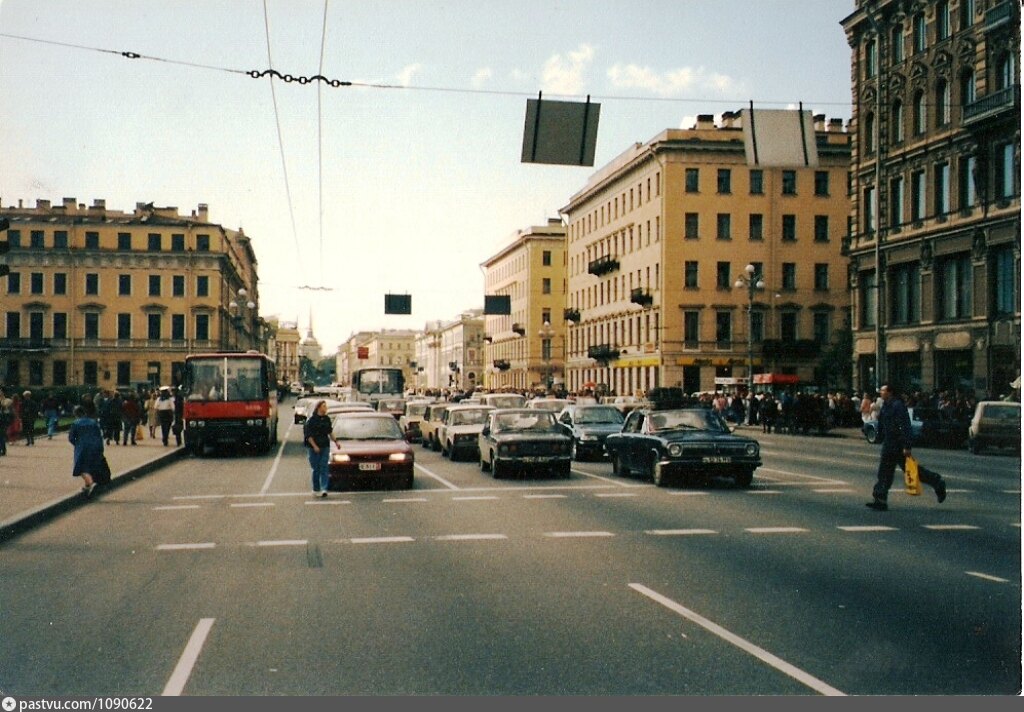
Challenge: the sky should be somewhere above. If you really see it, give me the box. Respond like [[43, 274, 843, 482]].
[[0, 0, 856, 353]]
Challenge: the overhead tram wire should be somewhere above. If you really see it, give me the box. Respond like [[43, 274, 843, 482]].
[[317, 0, 330, 291]]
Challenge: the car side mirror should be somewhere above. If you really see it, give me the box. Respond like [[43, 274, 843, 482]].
[[481, 426, 490, 436]]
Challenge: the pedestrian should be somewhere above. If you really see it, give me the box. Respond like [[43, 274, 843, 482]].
[[155, 387, 175, 446], [42, 393, 59, 439], [121, 392, 143, 445], [303, 400, 338, 498], [0, 397, 11, 456], [172, 388, 184, 446], [145, 390, 158, 438], [7, 393, 23, 443], [866, 384, 947, 511], [68, 405, 107, 499], [20, 391, 39, 446]]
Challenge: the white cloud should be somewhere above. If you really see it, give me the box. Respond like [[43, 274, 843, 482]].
[[540, 43, 595, 95], [396, 64, 422, 87], [471, 67, 492, 89], [607, 63, 739, 97]]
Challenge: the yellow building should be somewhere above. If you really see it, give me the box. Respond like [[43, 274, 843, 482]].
[[0, 198, 261, 391], [267, 318, 301, 387], [842, 0, 1020, 396], [481, 219, 566, 392], [337, 329, 418, 390], [560, 112, 852, 396]]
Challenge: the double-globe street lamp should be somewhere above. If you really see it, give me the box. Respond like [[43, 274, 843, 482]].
[[734, 264, 765, 393], [228, 288, 256, 351], [538, 320, 555, 391]]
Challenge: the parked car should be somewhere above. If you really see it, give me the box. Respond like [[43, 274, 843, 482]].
[[420, 402, 452, 451], [328, 412, 414, 490], [968, 401, 1021, 455], [478, 393, 527, 409], [600, 395, 644, 414], [604, 407, 761, 488], [556, 404, 625, 461], [438, 404, 495, 461], [862, 406, 968, 448], [478, 409, 572, 479], [375, 397, 406, 419], [526, 397, 571, 413], [398, 400, 430, 443]]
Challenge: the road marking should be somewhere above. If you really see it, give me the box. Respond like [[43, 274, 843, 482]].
[[595, 492, 639, 498], [434, 534, 508, 541], [524, 494, 567, 499], [1003, 490, 1021, 495], [154, 505, 201, 511], [349, 536, 415, 544], [303, 500, 351, 506], [230, 502, 275, 508], [157, 543, 216, 551], [544, 531, 614, 538], [946, 489, 972, 493], [414, 463, 460, 490], [575, 470, 644, 487], [259, 421, 293, 495], [173, 495, 226, 501], [747, 490, 783, 495], [382, 497, 429, 503], [837, 526, 899, 532], [814, 488, 857, 493], [629, 584, 845, 696], [256, 539, 308, 547], [756, 468, 847, 485], [162, 618, 215, 696], [966, 571, 1010, 583], [667, 491, 709, 496], [745, 527, 809, 534], [646, 529, 718, 536], [923, 524, 980, 531], [452, 496, 500, 501]]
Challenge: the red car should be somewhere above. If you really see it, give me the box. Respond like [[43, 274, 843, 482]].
[[328, 412, 414, 490]]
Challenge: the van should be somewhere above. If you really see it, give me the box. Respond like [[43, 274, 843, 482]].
[[968, 401, 1021, 455]]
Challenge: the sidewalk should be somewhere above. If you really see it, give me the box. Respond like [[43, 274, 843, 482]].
[[0, 428, 185, 543]]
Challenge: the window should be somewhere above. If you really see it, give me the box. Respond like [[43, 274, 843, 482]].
[[749, 214, 764, 241], [864, 112, 875, 153], [865, 38, 877, 78], [171, 234, 185, 252], [118, 232, 131, 250], [934, 162, 950, 216], [782, 215, 797, 242], [890, 262, 920, 325], [29, 231, 44, 249], [6, 273, 20, 295], [172, 314, 186, 341], [914, 91, 926, 134], [195, 314, 210, 341], [749, 170, 764, 195], [6, 312, 20, 339], [716, 262, 731, 289], [84, 313, 99, 339], [118, 274, 131, 296], [53, 313, 67, 340], [148, 233, 161, 251], [684, 261, 699, 288], [960, 70, 976, 108], [861, 271, 877, 327], [813, 312, 830, 344], [717, 169, 731, 194], [54, 231, 68, 249], [913, 12, 926, 53], [117, 313, 132, 340], [53, 360, 68, 386], [196, 234, 211, 252], [54, 273, 67, 295], [936, 79, 950, 126], [814, 216, 829, 242], [172, 275, 185, 297], [780, 313, 797, 341], [997, 53, 1015, 91], [891, 24, 904, 63], [116, 362, 131, 387], [29, 312, 43, 340], [85, 232, 99, 249], [751, 311, 765, 343], [782, 263, 797, 290], [197, 275, 209, 297], [542, 250, 552, 266], [83, 361, 98, 387], [814, 171, 829, 196], [782, 171, 797, 195], [716, 213, 731, 240], [936, 1, 949, 40], [937, 254, 972, 319], [959, 155, 977, 209], [890, 176, 905, 227], [147, 314, 162, 340], [5, 359, 18, 384], [992, 245, 1017, 316], [715, 311, 732, 347], [685, 213, 699, 240], [891, 101, 904, 143], [814, 264, 829, 291], [85, 273, 99, 295], [996, 142, 1015, 199], [960, 0, 974, 29], [685, 168, 699, 193], [911, 170, 926, 221], [542, 278, 551, 294], [684, 311, 699, 348], [148, 275, 161, 297], [30, 272, 43, 295]]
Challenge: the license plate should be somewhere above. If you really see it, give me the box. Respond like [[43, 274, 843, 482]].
[[358, 463, 382, 471], [702, 456, 731, 463]]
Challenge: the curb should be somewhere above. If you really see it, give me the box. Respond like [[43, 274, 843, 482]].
[[0, 446, 187, 545]]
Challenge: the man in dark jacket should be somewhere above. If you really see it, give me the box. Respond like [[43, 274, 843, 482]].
[[20, 391, 40, 446], [867, 384, 947, 511]]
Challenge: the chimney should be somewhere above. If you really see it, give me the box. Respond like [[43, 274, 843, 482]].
[[696, 114, 715, 130], [829, 118, 845, 132], [36, 199, 50, 210], [721, 111, 738, 129], [92, 199, 106, 209], [63, 197, 76, 210], [197, 203, 209, 222], [814, 114, 826, 131]]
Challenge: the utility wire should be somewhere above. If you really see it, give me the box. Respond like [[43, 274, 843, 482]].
[[317, 0, 330, 290]]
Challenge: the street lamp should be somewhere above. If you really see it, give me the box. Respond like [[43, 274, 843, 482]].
[[538, 320, 555, 391], [734, 264, 765, 393], [228, 288, 256, 350]]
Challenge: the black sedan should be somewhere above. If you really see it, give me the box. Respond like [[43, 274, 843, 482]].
[[478, 409, 572, 479], [604, 408, 761, 487], [556, 404, 625, 460]]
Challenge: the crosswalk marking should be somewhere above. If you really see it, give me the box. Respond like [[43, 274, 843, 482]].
[[646, 529, 717, 536], [923, 524, 980, 531], [544, 531, 614, 538], [838, 526, 899, 532], [966, 571, 1009, 583], [434, 534, 508, 541], [746, 527, 809, 534], [157, 543, 216, 551]]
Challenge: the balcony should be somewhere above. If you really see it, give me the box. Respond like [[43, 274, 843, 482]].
[[963, 84, 1020, 126], [762, 339, 821, 360], [0, 337, 52, 353], [630, 288, 654, 308], [587, 344, 620, 362], [984, 2, 1014, 29], [587, 254, 620, 277], [563, 308, 581, 323], [493, 359, 511, 371]]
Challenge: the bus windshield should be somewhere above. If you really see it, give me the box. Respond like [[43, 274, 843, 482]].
[[353, 368, 403, 396], [184, 357, 266, 401]]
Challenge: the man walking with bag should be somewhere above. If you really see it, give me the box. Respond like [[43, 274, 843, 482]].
[[866, 384, 947, 511]]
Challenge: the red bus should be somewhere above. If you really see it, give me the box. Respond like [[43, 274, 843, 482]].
[[181, 351, 279, 454]]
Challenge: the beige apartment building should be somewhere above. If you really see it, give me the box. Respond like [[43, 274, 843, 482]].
[[0, 198, 262, 391], [842, 0, 1020, 396], [480, 219, 567, 392], [413, 314, 485, 392], [337, 329, 417, 389], [560, 112, 852, 396], [267, 318, 301, 387]]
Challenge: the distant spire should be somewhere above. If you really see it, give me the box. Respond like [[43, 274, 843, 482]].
[[307, 306, 314, 338]]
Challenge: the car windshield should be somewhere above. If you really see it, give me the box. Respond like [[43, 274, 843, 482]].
[[493, 412, 559, 433], [649, 410, 728, 433], [405, 403, 428, 417], [529, 400, 567, 412], [332, 416, 404, 440], [378, 399, 404, 411], [982, 404, 1021, 421], [575, 407, 624, 425], [486, 395, 526, 409], [449, 409, 490, 426]]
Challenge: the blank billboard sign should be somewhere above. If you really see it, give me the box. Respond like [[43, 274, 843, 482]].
[[484, 295, 511, 315], [384, 293, 412, 314], [741, 108, 819, 167], [521, 95, 601, 167]]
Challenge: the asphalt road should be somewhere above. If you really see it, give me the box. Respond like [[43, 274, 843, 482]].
[[0, 419, 1019, 696]]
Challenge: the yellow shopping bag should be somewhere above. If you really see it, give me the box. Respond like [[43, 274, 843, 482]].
[[904, 455, 922, 496], [135, 424, 145, 441]]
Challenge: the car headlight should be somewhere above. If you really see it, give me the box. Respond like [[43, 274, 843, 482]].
[[332, 453, 351, 463], [389, 453, 410, 461], [745, 443, 759, 456], [668, 443, 683, 457]]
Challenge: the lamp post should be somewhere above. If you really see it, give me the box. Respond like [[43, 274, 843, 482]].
[[538, 320, 555, 392], [228, 288, 256, 350], [734, 264, 765, 393]]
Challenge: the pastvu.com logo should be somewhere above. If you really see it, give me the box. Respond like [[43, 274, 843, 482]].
[[2, 696, 16, 711]]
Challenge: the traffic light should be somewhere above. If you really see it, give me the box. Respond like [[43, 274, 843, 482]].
[[0, 217, 10, 277]]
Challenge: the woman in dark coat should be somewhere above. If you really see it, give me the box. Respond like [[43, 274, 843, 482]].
[[68, 405, 106, 498]]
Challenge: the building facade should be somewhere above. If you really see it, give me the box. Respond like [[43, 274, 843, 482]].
[[842, 0, 1020, 397], [0, 198, 262, 391], [481, 219, 567, 392], [560, 113, 852, 397], [414, 314, 485, 392], [268, 318, 301, 387], [337, 329, 417, 389]]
